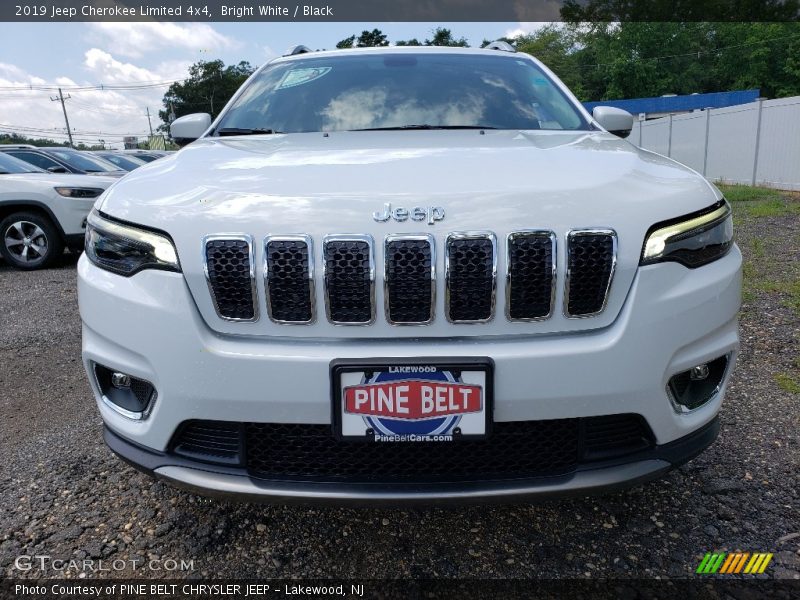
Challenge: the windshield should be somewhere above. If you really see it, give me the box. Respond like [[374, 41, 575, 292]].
[[215, 53, 589, 134], [45, 149, 121, 173], [0, 152, 46, 174]]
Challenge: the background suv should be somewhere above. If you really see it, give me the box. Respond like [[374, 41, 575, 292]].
[[0, 152, 115, 269]]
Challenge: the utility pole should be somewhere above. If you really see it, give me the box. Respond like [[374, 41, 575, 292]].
[[146, 107, 154, 136], [50, 88, 74, 148]]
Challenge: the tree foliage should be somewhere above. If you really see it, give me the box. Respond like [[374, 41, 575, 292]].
[[158, 60, 254, 131], [424, 27, 469, 47]]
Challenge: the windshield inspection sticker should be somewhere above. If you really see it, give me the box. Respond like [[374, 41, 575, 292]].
[[277, 67, 332, 89]]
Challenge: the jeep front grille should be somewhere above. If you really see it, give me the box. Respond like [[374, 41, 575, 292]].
[[203, 236, 257, 321], [201, 229, 617, 326], [385, 234, 434, 324], [322, 235, 375, 324], [565, 230, 617, 317], [264, 236, 314, 324], [445, 233, 497, 323], [506, 231, 556, 321]]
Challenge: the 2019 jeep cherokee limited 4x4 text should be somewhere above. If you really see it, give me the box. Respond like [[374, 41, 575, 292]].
[[78, 45, 741, 503]]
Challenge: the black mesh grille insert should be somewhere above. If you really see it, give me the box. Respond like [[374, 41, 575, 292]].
[[172, 420, 242, 465], [583, 414, 653, 460], [566, 232, 615, 316], [234, 415, 653, 483], [446, 236, 495, 322], [205, 239, 255, 320], [385, 237, 433, 323], [266, 238, 312, 323], [324, 239, 373, 323], [507, 232, 554, 320]]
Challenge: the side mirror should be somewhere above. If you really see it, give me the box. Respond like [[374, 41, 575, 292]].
[[592, 106, 634, 139], [47, 166, 68, 173], [170, 113, 212, 146]]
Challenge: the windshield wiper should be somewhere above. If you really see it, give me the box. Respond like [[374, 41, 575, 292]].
[[216, 127, 284, 136], [352, 125, 497, 131]]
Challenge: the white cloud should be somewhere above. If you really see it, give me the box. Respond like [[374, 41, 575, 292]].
[[0, 52, 189, 148], [504, 22, 551, 40], [87, 22, 236, 59]]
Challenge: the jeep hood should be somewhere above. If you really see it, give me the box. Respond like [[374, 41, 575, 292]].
[[98, 130, 721, 339]]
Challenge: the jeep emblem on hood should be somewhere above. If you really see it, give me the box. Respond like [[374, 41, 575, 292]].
[[373, 203, 445, 225]]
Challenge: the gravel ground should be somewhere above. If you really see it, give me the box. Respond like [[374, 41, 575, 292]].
[[0, 198, 798, 582]]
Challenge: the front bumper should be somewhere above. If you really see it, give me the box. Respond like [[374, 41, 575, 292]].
[[79, 246, 741, 501], [106, 417, 719, 505]]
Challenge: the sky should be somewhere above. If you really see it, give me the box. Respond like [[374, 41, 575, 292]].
[[0, 22, 544, 148]]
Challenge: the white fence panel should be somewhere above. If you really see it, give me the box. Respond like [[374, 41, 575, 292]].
[[638, 118, 670, 156], [706, 104, 759, 185], [755, 97, 800, 191], [668, 112, 707, 174], [628, 95, 800, 191]]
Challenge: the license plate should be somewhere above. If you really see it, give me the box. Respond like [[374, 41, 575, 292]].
[[332, 359, 493, 442]]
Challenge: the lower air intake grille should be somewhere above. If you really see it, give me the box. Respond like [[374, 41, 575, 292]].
[[204, 238, 256, 321], [323, 237, 373, 324], [507, 232, 555, 320], [172, 420, 242, 465], [446, 234, 496, 322], [385, 236, 434, 323], [229, 414, 652, 483], [265, 237, 313, 323], [566, 231, 616, 316]]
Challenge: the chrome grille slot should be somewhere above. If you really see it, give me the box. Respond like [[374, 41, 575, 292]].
[[264, 235, 314, 324], [203, 235, 257, 321], [506, 231, 556, 321], [565, 230, 617, 317], [445, 232, 497, 323], [385, 234, 435, 324], [323, 235, 375, 324]]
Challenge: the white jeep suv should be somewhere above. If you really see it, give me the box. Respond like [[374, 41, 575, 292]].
[[78, 45, 741, 503], [0, 152, 115, 270]]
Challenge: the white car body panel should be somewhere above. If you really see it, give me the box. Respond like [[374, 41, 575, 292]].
[[1, 172, 116, 235]]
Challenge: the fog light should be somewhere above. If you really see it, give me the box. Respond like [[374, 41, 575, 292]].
[[111, 372, 131, 389], [689, 364, 709, 381], [94, 364, 156, 420], [668, 355, 729, 413]]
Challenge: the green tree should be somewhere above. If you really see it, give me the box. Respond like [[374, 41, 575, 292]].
[[425, 27, 469, 47], [511, 25, 585, 98], [336, 35, 356, 49], [158, 59, 254, 131], [395, 38, 421, 46], [357, 29, 389, 47]]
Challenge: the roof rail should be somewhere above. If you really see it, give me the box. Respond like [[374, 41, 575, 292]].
[[485, 40, 516, 53], [0, 144, 36, 149], [283, 45, 312, 57]]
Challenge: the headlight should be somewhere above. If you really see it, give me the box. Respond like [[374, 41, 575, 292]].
[[54, 187, 105, 198], [85, 210, 180, 276], [641, 200, 733, 268]]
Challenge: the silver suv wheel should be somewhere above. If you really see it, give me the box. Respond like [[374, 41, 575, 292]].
[[0, 211, 63, 271], [4, 220, 49, 265]]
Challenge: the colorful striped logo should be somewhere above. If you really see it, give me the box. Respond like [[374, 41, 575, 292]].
[[696, 552, 773, 574]]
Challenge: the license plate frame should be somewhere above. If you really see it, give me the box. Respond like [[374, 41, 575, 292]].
[[331, 357, 494, 443]]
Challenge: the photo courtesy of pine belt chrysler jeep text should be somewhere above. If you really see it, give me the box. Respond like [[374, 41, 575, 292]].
[[78, 44, 741, 503]]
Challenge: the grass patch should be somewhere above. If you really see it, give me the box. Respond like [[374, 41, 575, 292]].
[[775, 372, 800, 394], [733, 199, 800, 220], [717, 184, 785, 203]]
